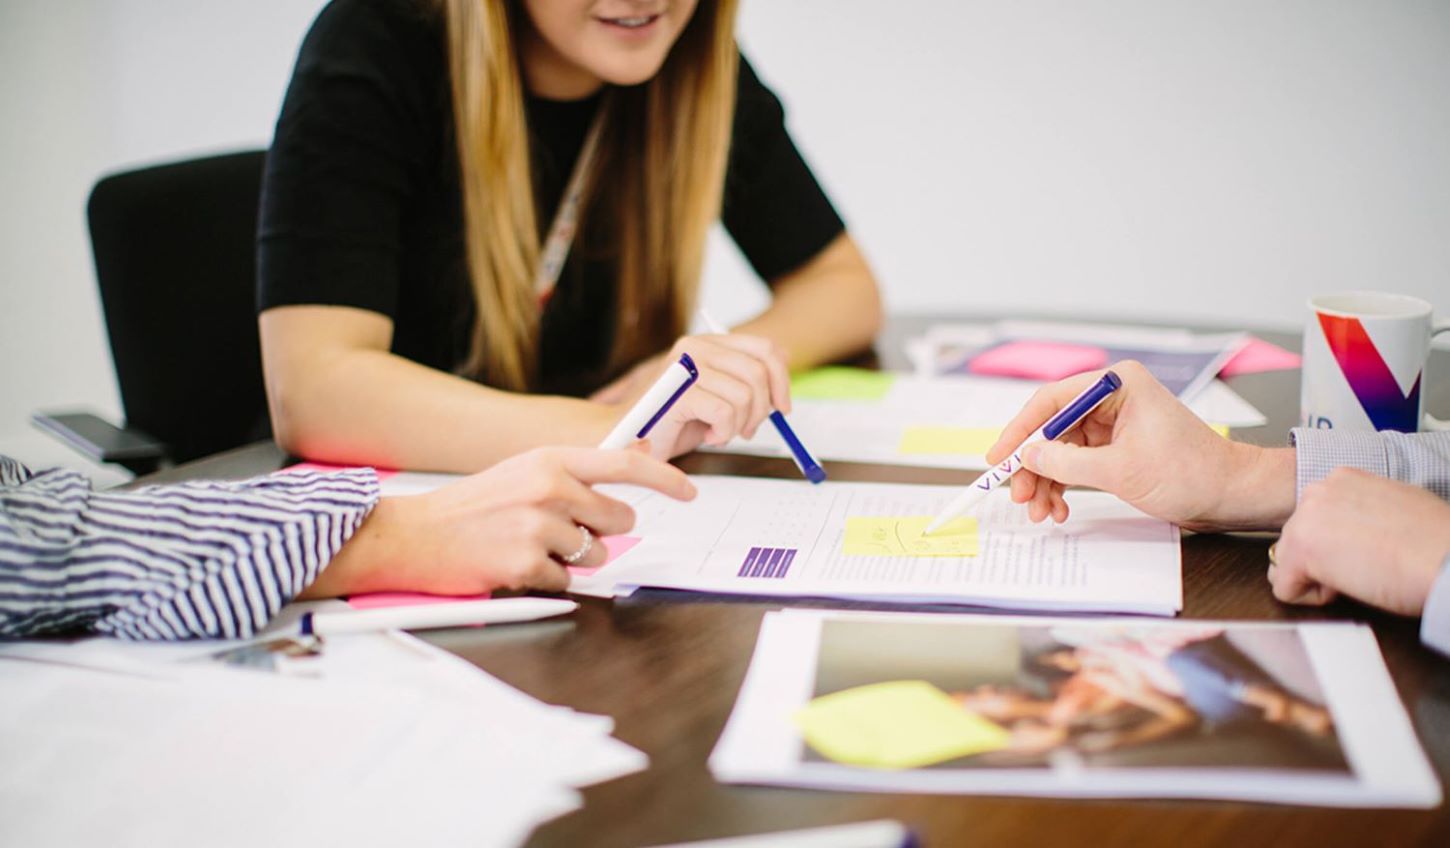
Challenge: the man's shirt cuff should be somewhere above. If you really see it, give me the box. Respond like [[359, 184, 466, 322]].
[[1420, 554, 1450, 658]]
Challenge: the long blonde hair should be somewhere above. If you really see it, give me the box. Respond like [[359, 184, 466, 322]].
[[439, 0, 740, 391]]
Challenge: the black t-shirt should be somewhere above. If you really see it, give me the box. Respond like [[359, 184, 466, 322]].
[[257, 0, 845, 396]]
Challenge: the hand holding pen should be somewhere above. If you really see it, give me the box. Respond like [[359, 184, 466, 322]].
[[698, 311, 826, 483], [980, 361, 1285, 531], [924, 370, 1122, 534], [595, 328, 795, 460]]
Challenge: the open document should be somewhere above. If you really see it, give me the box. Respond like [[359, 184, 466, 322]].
[[703, 372, 1265, 471], [572, 477, 1182, 616], [710, 610, 1440, 808]]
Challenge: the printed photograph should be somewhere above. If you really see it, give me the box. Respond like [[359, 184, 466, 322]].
[[802, 619, 1349, 773]]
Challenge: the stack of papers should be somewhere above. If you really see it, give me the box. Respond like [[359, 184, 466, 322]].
[[367, 473, 1182, 616], [571, 476, 1182, 616], [914, 321, 1303, 382], [908, 320, 1247, 398], [0, 608, 644, 847], [710, 610, 1441, 808], [370, 473, 1182, 616]]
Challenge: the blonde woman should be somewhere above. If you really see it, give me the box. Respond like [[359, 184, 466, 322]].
[[257, 0, 883, 472]]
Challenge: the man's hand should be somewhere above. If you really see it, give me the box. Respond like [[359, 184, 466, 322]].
[[987, 361, 1295, 531], [1271, 468, 1450, 615]]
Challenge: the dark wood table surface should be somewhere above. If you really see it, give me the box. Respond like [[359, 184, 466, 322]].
[[136, 316, 1450, 847]]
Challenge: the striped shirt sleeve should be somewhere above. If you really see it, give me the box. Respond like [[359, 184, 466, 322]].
[[0, 455, 379, 640]]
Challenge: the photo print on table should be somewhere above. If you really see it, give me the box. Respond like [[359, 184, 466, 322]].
[[802, 618, 1349, 774]]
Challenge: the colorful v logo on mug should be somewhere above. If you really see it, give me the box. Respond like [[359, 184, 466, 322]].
[[1317, 313, 1421, 432], [1301, 292, 1450, 434]]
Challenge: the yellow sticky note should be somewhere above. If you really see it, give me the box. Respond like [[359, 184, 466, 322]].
[[1209, 423, 1231, 439], [898, 426, 1002, 456], [794, 680, 1011, 769], [843, 516, 979, 557], [791, 367, 896, 402]]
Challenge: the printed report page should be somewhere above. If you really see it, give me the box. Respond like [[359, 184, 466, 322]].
[[592, 477, 1182, 615]]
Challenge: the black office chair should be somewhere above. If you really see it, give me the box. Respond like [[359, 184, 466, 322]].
[[33, 151, 272, 475]]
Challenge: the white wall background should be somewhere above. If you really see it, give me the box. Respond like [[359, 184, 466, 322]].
[[3, 0, 1448, 481]]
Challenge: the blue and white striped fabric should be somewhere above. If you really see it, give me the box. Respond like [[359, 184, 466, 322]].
[[0, 455, 379, 640], [1289, 428, 1450, 657]]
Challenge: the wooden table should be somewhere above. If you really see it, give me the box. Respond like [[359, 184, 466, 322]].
[[136, 317, 1450, 847]]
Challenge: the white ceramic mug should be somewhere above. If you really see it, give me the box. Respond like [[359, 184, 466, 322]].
[[1300, 291, 1450, 433]]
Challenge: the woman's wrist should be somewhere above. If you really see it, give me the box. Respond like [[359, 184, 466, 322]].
[[508, 394, 619, 449], [297, 496, 411, 599]]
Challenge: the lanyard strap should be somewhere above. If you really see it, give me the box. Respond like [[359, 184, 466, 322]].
[[534, 106, 606, 308]]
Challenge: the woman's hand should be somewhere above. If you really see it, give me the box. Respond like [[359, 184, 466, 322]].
[[986, 361, 1296, 531], [1270, 468, 1450, 615], [594, 332, 792, 459], [301, 445, 696, 598], [590, 354, 662, 406]]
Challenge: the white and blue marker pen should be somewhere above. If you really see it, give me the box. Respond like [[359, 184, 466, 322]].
[[598, 353, 700, 450], [698, 311, 827, 484], [923, 370, 1123, 535]]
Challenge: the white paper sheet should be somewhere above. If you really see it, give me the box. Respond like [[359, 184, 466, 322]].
[[709, 610, 1441, 808], [702, 373, 1265, 471], [1188, 379, 1270, 430], [0, 619, 646, 848], [0, 656, 531, 847], [573, 477, 1182, 616]]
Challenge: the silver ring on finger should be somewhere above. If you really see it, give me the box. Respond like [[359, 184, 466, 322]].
[[561, 525, 594, 565]]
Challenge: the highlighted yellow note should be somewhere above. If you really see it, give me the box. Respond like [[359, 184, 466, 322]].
[[794, 680, 1011, 769], [791, 367, 896, 402], [843, 516, 978, 557], [898, 426, 1002, 456]]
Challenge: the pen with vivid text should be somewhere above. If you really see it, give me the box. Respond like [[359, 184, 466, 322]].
[[923, 370, 1123, 535], [598, 353, 700, 449], [698, 311, 827, 484]]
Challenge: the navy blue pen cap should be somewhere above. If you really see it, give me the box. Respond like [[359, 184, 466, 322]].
[[1042, 370, 1122, 441], [635, 353, 700, 440]]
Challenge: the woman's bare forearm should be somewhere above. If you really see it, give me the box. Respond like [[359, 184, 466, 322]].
[[278, 351, 612, 471], [733, 233, 883, 370], [260, 306, 613, 472]]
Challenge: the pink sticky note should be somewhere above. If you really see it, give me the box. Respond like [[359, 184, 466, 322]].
[[1218, 337, 1302, 378], [569, 535, 642, 577], [345, 591, 491, 610], [969, 340, 1110, 381], [279, 461, 399, 481]]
